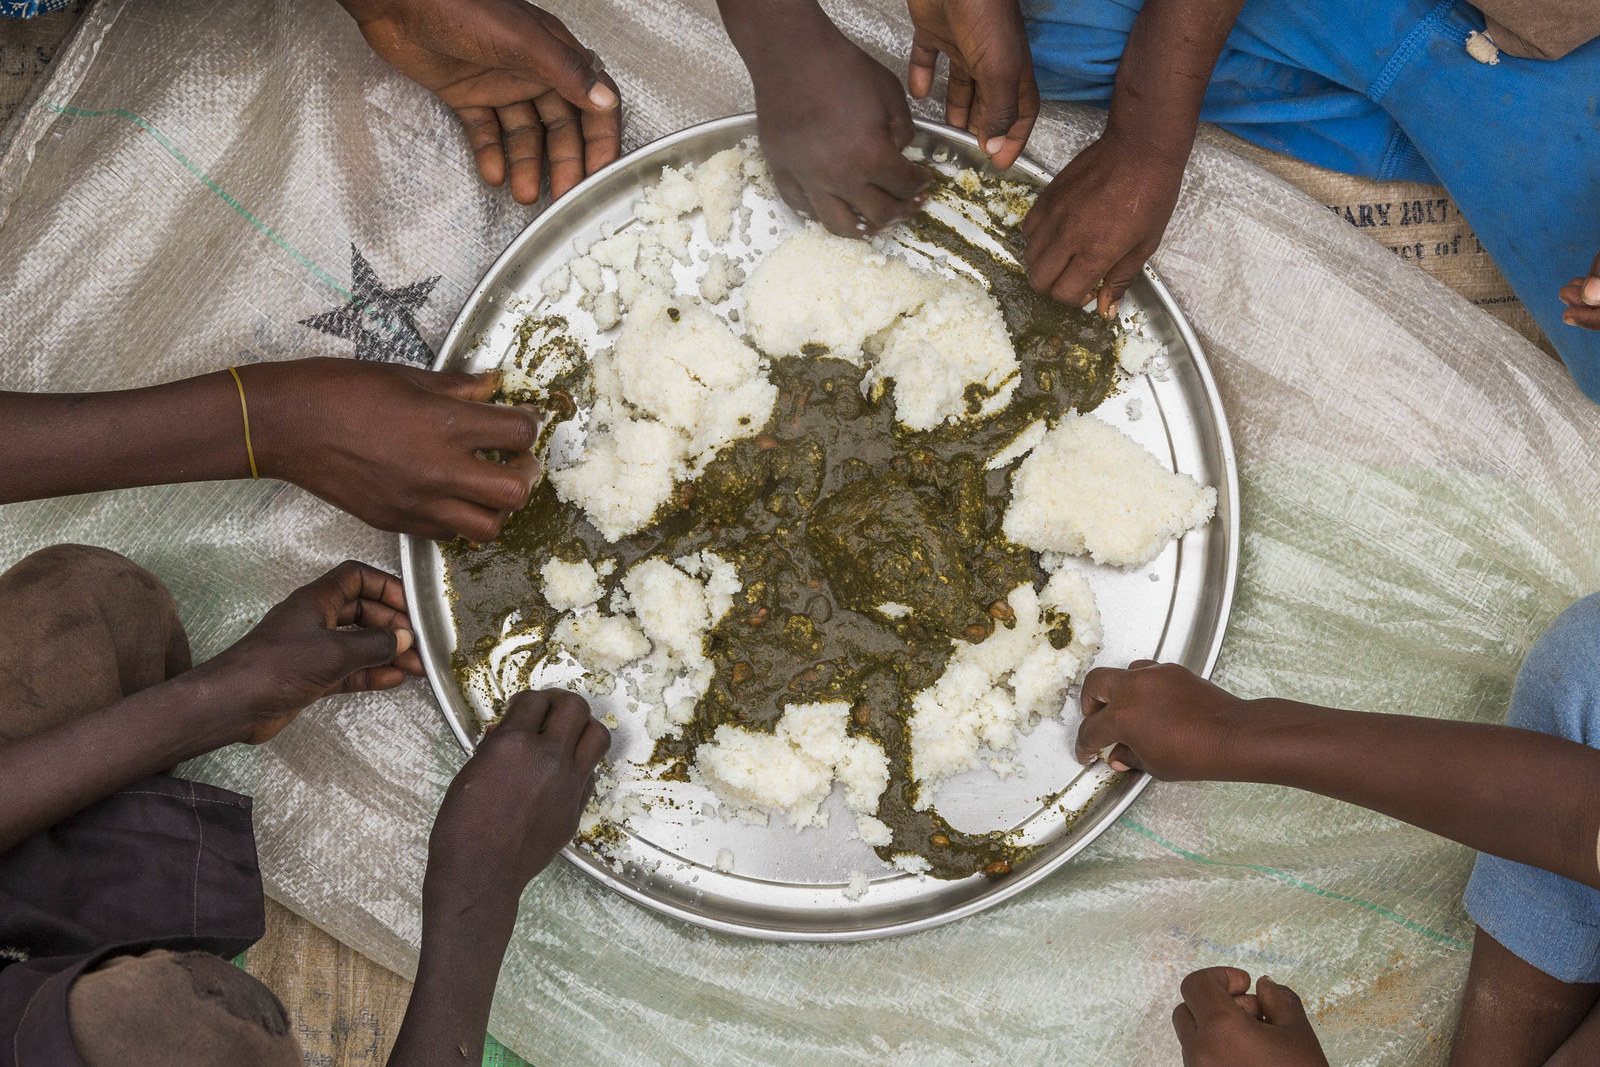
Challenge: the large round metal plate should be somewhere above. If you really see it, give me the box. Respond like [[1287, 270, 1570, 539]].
[[400, 114, 1238, 941]]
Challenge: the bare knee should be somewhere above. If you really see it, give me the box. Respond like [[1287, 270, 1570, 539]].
[[0, 545, 191, 739], [1451, 927, 1600, 1067], [68, 950, 300, 1067], [5, 545, 188, 660]]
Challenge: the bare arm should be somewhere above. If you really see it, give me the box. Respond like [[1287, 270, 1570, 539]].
[[0, 358, 542, 543], [387, 690, 609, 1066], [1075, 662, 1600, 890], [1022, 0, 1245, 313], [0, 371, 251, 501], [717, 0, 929, 236], [0, 561, 418, 855]]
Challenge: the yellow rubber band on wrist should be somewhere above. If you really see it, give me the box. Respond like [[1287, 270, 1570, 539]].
[[227, 366, 259, 480]]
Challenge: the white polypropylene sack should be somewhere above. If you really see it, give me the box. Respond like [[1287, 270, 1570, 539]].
[[0, 0, 1596, 1064]]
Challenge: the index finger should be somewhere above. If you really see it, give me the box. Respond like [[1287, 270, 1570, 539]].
[[1078, 665, 1127, 718], [320, 560, 409, 616], [464, 402, 542, 452], [908, 31, 941, 99], [582, 73, 623, 175], [988, 71, 1039, 170], [1179, 967, 1254, 1022], [870, 151, 932, 204]]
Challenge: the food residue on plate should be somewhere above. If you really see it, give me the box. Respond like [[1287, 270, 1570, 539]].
[[439, 138, 1215, 891]]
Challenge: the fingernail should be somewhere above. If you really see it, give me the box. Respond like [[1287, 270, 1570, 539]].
[[1566, 311, 1579, 325], [588, 83, 618, 110], [1110, 760, 1131, 772], [985, 136, 1006, 155], [1585, 277, 1600, 306], [395, 629, 414, 655], [1259, 975, 1275, 986]]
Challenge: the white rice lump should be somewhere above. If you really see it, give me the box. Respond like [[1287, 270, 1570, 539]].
[[547, 291, 775, 542], [742, 226, 1019, 431], [548, 552, 740, 739], [1003, 411, 1217, 568], [539, 558, 603, 612], [909, 568, 1102, 800], [547, 139, 771, 322], [625, 552, 741, 740], [613, 289, 776, 460], [695, 700, 890, 830], [550, 613, 651, 674]]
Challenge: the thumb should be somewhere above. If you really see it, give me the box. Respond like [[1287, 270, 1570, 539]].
[[1256, 977, 1311, 1028], [526, 11, 618, 112], [327, 626, 403, 681], [969, 55, 1023, 148], [1099, 248, 1148, 318]]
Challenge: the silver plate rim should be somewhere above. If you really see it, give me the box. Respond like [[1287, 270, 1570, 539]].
[[400, 113, 1239, 941]]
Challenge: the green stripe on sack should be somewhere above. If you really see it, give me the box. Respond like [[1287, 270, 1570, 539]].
[[1118, 817, 1471, 950], [44, 102, 353, 297]]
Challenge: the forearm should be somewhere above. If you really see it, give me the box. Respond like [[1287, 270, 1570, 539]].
[[717, 0, 838, 85], [1233, 700, 1600, 889], [1108, 0, 1244, 160], [0, 362, 329, 505], [0, 371, 251, 503], [388, 878, 520, 1066], [0, 671, 244, 854]]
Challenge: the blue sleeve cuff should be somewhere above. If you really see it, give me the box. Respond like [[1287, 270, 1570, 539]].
[[0, 0, 77, 16]]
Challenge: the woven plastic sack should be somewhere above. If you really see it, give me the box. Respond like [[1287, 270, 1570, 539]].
[[0, 0, 1596, 1063]]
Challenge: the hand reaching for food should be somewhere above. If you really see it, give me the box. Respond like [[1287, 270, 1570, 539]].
[[1074, 660, 1247, 780], [1020, 127, 1187, 316], [719, 0, 930, 236], [337, 0, 621, 203], [194, 561, 424, 744], [1172, 968, 1330, 1067], [907, 0, 1039, 169], [245, 358, 545, 544], [1558, 250, 1600, 331], [425, 689, 611, 904]]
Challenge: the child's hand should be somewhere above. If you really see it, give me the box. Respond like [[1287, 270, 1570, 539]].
[[424, 689, 611, 908], [196, 561, 423, 744], [907, 0, 1039, 169], [749, 23, 930, 236], [248, 358, 544, 544], [1172, 968, 1329, 1067], [1073, 661, 1245, 780], [1021, 126, 1187, 316], [1558, 250, 1600, 331], [338, 0, 620, 203]]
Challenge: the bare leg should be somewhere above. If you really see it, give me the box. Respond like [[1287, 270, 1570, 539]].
[[0, 546, 298, 1066], [1449, 926, 1600, 1067], [0, 543, 190, 742], [1548, 990, 1600, 1065], [68, 950, 301, 1067]]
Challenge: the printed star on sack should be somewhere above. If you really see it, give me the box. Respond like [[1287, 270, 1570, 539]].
[[300, 245, 441, 366]]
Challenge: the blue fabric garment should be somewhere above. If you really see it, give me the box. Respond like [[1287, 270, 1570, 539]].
[[1024, 0, 1600, 403], [1460, 594, 1600, 983], [0, 0, 75, 16]]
